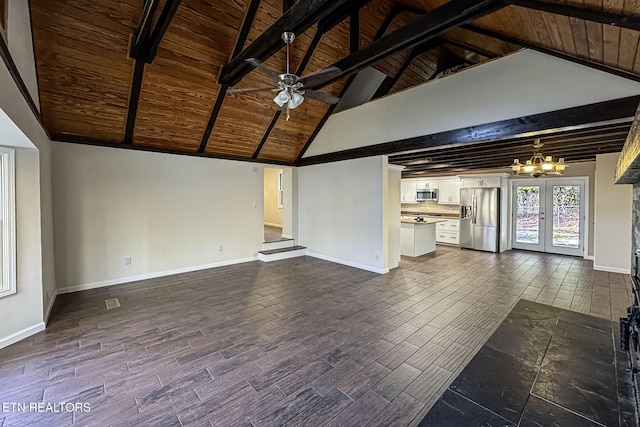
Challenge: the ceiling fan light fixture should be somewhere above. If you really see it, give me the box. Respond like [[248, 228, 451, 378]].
[[287, 92, 304, 109], [274, 89, 291, 107]]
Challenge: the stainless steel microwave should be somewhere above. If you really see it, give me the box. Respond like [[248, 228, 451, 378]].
[[416, 188, 438, 201]]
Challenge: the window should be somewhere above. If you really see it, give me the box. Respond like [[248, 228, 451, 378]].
[[0, 148, 16, 298], [278, 170, 284, 208]]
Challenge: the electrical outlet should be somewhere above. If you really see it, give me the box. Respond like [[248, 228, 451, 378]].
[[253, 167, 259, 172], [375, 255, 379, 261], [218, 245, 223, 252], [125, 257, 132, 265], [253, 202, 257, 208]]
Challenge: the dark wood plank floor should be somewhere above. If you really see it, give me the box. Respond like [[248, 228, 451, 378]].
[[0, 247, 631, 426]]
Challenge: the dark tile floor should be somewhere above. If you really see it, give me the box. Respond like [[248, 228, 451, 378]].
[[419, 299, 636, 427], [0, 247, 632, 426]]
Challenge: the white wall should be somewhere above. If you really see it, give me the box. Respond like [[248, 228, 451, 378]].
[[298, 156, 387, 273], [282, 167, 297, 239], [6, 0, 40, 110], [0, 2, 57, 347], [305, 50, 640, 157], [386, 165, 402, 270], [52, 143, 265, 292], [594, 153, 633, 273]]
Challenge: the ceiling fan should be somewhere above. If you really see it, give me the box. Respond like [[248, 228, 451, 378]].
[[227, 32, 342, 120]]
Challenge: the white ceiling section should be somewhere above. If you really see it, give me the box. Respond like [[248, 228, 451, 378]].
[[0, 109, 36, 149], [304, 49, 640, 158]]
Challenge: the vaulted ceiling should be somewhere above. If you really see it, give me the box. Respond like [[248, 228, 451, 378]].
[[27, 0, 640, 172]]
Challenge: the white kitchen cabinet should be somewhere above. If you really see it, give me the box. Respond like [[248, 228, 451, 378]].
[[459, 176, 501, 188], [436, 219, 460, 245], [401, 181, 417, 203], [438, 179, 460, 205], [416, 180, 439, 190], [401, 222, 437, 256]]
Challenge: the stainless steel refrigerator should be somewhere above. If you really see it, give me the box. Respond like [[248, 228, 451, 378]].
[[459, 188, 500, 252]]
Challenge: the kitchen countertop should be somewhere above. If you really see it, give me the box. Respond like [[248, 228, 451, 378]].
[[401, 218, 447, 225], [401, 212, 460, 219]]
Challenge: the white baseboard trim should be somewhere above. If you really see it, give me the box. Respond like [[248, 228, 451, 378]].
[[306, 251, 388, 274], [45, 292, 58, 324], [281, 234, 293, 239], [593, 264, 631, 274], [57, 256, 259, 294], [263, 222, 283, 228], [0, 322, 45, 350], [584, 255, 594, 261]]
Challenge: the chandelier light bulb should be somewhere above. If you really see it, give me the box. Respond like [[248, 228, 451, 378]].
[[510, 159, 522, 173], [510, 139, 566, 176]]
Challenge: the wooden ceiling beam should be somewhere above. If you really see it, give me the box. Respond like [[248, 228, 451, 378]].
[[125, 0, 181, 144], [297, 95, 640, 166], [313, 0, 506, 90], [372, 38, 447, 100], [506, 0, 640, 33], [390, 128, 631, 162], [295, 5, 414, 163], [350, 8, 359, 53], [401, 146, 625, 172], [130, 0, 159, 59], [443, 38, 498, 58], [397, 139, 628, 167], [403, 145, 626, 169], [283, 0, 294, 14], [461, 24, 640, 83], [219, 0, 358, 87], [197, 0, 261, 154]]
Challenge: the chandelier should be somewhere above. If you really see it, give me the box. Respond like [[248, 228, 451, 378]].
[[510, 139, 567, 177]]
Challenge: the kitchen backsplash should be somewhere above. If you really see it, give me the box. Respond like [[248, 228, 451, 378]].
[[401, 202, 460, 215]]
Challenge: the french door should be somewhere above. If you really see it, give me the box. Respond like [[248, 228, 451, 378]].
[[512, 179, 586, 257]]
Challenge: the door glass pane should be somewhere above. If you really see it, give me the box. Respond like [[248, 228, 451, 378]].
[[552, 185, 580, 248], [515, 186, 540, 244]]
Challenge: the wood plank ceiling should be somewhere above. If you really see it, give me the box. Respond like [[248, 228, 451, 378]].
[[28, 0, 640, 170]]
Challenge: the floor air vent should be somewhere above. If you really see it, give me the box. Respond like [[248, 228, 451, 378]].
[[104, 298, 121, 310]]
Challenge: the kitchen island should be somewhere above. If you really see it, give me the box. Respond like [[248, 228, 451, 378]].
[[400, 218, 446, 257]]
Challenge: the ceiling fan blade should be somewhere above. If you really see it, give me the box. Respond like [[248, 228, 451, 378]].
[[303, 89, 340, 105], [227, 87, 277, 94], [246, 58, 281, 82], [297, 66, 342, 88]]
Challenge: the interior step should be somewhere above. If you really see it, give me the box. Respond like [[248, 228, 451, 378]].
[[262, 239, 295, 251], [258, 245, 307, 262]]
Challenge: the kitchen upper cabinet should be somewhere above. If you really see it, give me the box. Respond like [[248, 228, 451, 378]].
[[401, 181, 417, 203], [459, 176, 501, 188], [416, 180, 439, 190], [438, 179, 460, 205]]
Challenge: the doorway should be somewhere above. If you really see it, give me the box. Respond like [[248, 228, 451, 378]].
[[511, 178, 586, 257], [263, 167, 284, 242]]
